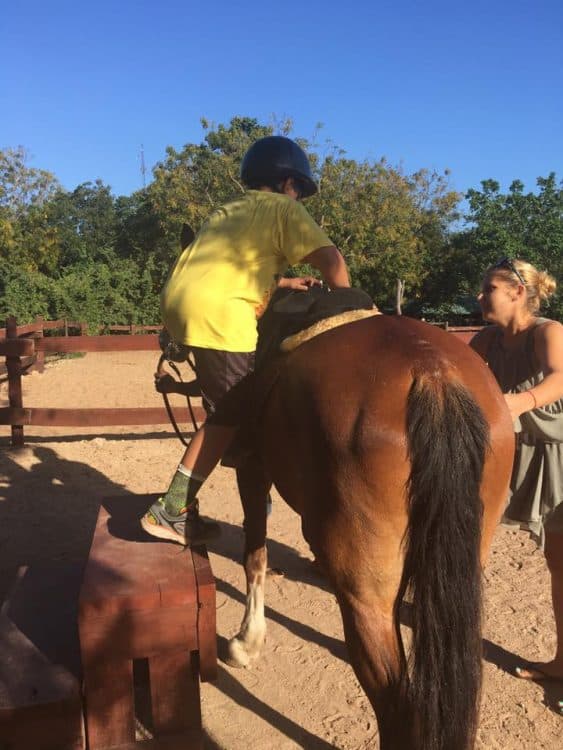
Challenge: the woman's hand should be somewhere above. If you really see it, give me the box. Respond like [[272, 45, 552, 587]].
[[504, 391, 535, 422], [277, 276, 322, 291]]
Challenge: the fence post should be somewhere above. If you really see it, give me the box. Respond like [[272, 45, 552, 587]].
[[34, 315, 45, 373], [396, 279, 405, 316], [6, 316, 24, 447]]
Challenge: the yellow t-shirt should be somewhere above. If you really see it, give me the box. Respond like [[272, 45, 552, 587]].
[[161, 190, 333, 352]]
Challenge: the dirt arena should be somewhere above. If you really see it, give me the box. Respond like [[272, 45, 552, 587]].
[[1, 351, 561, 749]]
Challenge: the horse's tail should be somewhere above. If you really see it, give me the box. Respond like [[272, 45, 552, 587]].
[[396, 373, 489, 750]]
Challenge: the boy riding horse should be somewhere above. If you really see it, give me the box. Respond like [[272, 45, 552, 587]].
[[142, 135, 351, 545]]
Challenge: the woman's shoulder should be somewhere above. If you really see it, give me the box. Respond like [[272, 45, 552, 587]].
[[534, 317, 563, 332], [532, 318, 563, 347]]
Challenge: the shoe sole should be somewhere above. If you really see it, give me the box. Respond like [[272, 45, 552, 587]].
[[140, 516, 186, 546]]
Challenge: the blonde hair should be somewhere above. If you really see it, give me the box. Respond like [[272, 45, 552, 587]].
[[489, 258, 557, 313]]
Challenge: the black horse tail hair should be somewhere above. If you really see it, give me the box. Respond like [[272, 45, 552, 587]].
[[395, 373, 489, 750]]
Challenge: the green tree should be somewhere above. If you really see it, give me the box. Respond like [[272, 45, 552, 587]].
[[303, 156, 460, 306], [0, 267, 52, 322], [430, 174, 563, 320], [49, 260, 159, 328], [0, 147, 61, 273], [114, 190, 169, 290], [42, 180, 119, 270], [0, 147, 59, 215], [7, 120, 557, 327]]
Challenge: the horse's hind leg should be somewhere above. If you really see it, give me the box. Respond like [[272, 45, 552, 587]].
[[334, 588, 414, 750], [227, 454, 272, 668], [313, 498, 413, 749]]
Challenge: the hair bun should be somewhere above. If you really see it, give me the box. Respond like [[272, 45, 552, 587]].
[[537, 270, 557, 301]]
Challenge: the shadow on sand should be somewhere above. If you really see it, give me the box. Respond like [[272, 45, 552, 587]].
[[0, 447, 341, 748]]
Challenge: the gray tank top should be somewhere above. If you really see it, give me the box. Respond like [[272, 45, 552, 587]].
[[485, 317, 563, 444]]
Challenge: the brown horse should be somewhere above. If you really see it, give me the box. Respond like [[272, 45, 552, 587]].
[[227, 314, 514, 750]]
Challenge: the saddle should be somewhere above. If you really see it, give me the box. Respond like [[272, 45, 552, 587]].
[[255, 286, 377, 369], [281, 308, 381, 352]]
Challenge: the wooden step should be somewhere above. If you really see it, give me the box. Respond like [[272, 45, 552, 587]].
[[0, 611, 83, 750], [78, 495, 216, 750]]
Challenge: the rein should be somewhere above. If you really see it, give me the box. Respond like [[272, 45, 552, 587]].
[[157, 353, 199, 447]]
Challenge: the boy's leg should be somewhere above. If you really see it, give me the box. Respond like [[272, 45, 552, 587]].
[[141, 423, 236, 545], [142, 348, 254, 546]]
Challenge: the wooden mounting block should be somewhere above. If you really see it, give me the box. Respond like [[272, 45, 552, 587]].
[[78, 496, 216, 750]]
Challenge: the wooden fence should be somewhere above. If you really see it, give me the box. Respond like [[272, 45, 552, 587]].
[[0, 317, 81, 377], [0, 316, 482, 448], [0, 316, 205, 447]]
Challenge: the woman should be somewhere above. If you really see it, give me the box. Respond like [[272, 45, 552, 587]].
[[471, 257, 563, 694]]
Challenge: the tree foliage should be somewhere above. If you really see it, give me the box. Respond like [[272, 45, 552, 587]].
[[0, 119, 560, 326], [0, 147, 59, 215], [421, 174, 563, 320], [306, 157, 460, 303]]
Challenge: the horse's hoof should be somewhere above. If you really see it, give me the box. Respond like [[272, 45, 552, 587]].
[[225, 638, 252, 668]]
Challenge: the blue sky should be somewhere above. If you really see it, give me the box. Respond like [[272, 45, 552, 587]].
[[2, 0, 561, 199]]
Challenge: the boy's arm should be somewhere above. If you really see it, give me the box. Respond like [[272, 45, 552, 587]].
[[154, 372, 201, 397], [301, 246, 351, 288]]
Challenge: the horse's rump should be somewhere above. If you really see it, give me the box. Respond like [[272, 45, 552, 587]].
[[259, 313, 509, 507]]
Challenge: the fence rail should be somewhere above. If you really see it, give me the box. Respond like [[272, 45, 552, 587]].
[[0, 318, 85, 339], [0, 406, 204, 428], [0, 319, 163, 339]]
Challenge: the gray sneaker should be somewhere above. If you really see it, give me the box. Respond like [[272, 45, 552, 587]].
[[141, 498, 220, 546]]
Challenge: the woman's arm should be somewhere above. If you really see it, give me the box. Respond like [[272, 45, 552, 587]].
[[505, 321, 563, 419]]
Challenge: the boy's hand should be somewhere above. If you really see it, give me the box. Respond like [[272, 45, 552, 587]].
[[278, 276, 322, 291], [154, 372, 179, 394]]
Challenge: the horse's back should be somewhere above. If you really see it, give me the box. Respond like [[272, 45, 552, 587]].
[[259, 314, 513, 554]]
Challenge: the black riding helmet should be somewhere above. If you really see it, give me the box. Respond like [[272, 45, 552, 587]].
[[240, 136, 317, 198]]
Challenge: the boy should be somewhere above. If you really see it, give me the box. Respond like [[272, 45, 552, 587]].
[[141, 135, 350, 545]]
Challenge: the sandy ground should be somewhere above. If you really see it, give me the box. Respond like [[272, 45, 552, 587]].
[[0, 351, 561, 749]]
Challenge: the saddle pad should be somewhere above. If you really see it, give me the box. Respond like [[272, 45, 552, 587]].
[[281, 308, 382, 352]]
